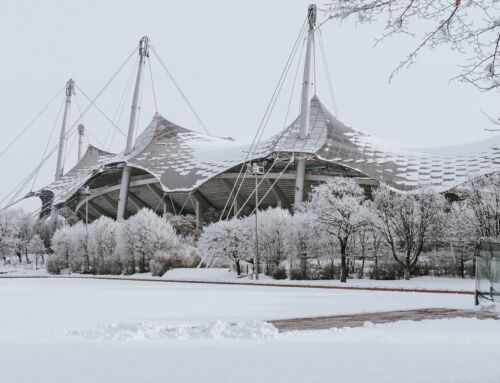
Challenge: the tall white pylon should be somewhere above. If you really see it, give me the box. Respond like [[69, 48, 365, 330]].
[[294, 4, 316, 211], [116, 36, 150, 221], [55, 79, 75, 180], [77, 123, 86, 161]]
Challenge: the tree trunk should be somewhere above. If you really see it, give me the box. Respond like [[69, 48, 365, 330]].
[[404, 268, 411, 280], [360, 256, 365, 279], [404, 253, 411, 280], [340, 242, 347, 283], [460, 252, 465, 279], [139, 254, 145, 273], [235, 259, 241, 276], [300, 254, 308, 280]]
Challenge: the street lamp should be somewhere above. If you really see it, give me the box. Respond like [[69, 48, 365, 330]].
[[80, 186, 93, 273], [80, 186, 93, 225], [248, 162, 264, 280]]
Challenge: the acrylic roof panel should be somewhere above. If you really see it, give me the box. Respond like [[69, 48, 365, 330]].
[[43, 145, 116, 205], [125, 114, 250, 191], [37, 96, 500, 206], [314, 99, 500, 191]]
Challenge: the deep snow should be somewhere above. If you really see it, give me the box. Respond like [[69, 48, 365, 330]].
[[0, 278, 497, 383]]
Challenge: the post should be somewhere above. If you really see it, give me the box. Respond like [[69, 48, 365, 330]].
[[55, 79, 75, 180], [117, 36, 150, 221], [80, 186, 92, 273], [255, 175, 259, 280], [77, 124, 86, 161], [249, 163, 263, 280], [294, 4, 316, 211]]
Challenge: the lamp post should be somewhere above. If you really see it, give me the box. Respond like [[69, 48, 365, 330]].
[[80, 186, 93, 273], [248, 162, 264, 280]]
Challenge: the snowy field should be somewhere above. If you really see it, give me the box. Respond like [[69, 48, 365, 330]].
[[0, 278, 498, 383], [1, 264, 476, 292]]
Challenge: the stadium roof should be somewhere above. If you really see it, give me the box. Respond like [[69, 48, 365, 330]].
[[37, 96, 500, 206]]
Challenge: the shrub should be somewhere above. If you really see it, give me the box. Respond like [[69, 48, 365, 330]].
[[272, 267, 288, 280], [46, 254, 67, 275], [319, 263, 339, 280], [149, 251, 187, 277], [369, 261, 403, 280], [290, 268, 306, 280]]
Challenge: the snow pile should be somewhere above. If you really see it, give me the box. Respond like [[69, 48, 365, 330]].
[[477, 302, 500, 313], [163, 268, 237, 280], [67, 320, 278, 341]]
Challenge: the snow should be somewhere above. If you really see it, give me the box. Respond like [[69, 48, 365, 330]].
[[164, 267, 238, 280], [163, 268, 474, 292], [1, 278, 497, 382], [67, 320, 278, 341]]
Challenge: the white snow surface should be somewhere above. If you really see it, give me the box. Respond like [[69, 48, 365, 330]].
[[163, 268, 474, 292], [0, 278, 498, 383], [163, 267, 239, 280]]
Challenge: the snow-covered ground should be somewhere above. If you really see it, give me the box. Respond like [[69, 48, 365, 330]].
[[163, 268, 475, 292], [1, 264, 475, 292], [0, 278, 498, 382]]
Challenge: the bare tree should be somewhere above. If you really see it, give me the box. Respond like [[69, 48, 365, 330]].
[[446, 200, 476, 278], [369, 187, 446, 279], [324, 0, 500, 90], [467, 173, 500, 237], [28, 234, 46, 269]]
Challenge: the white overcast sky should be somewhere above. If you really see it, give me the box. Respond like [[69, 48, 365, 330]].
[[1, 0, 499, 213]]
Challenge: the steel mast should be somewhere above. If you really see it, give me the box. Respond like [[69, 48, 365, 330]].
[[77, 123, 86, 161], [116, 36, 150, 221], [294, 4, 316, 211], [55, 79, 75, 180]]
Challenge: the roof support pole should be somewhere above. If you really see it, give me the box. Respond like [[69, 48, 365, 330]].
[[55, 79, 75, 180], [117, 36, 150, 221], [77, 124, 86, 162], [191, 193, 204, 229], [294, 4, 316, 211]]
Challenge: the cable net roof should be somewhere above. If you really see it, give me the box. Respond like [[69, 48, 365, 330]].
[[37, 96, 500, 205]]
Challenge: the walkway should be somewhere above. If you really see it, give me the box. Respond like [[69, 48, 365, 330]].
[[269, 308, 499, 332]]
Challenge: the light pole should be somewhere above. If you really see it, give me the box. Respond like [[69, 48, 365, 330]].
[[248, 162, 264, 280], [80, 186, 92, 273]]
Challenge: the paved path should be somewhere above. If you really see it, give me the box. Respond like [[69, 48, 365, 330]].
[[269, 308, 499, 332]]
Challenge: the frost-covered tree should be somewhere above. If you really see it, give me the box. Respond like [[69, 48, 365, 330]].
[[252, 208, 292, 274], [57, 206, 80, 226], [167, 214, 201, 239], [446, 200, 476, 278], [33, 217, 55, 250], [0, 210, 22, 263], [67, 223, 89, 273], [286, 212, 330, 279], [466, 174, 500, 237], [119, 209, 180, 274], [198, 217, 252, 274], [49, 222, 88, 273], [370, 187, 446, 280], [28, 234, 46, 269], [306, 177, 368, 282], [87, 216, 119, 274], [49, 226, 70, 273], [325, 1, 500, 90]]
